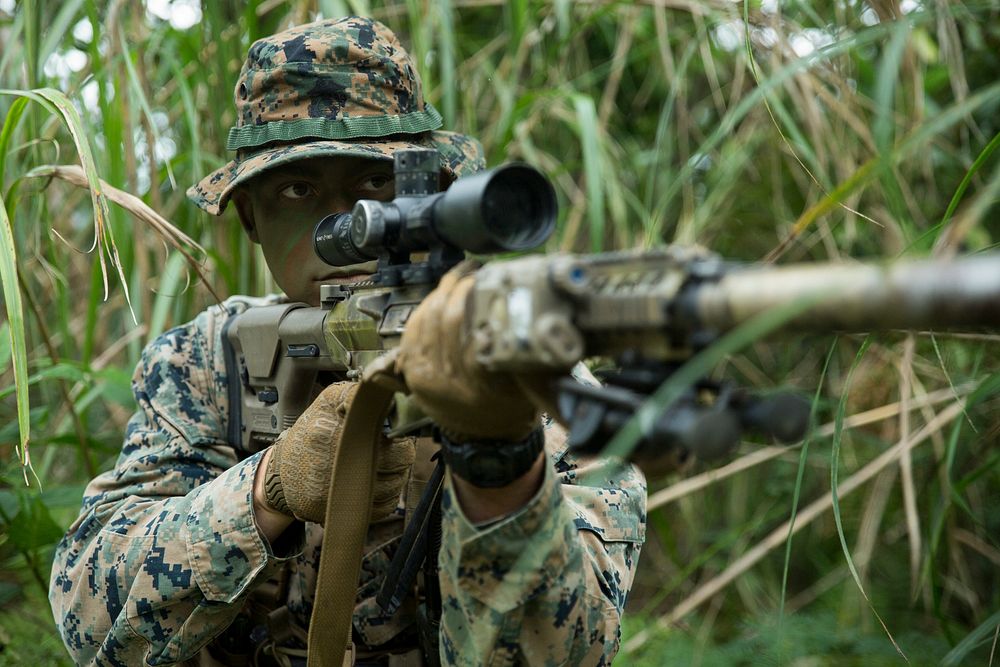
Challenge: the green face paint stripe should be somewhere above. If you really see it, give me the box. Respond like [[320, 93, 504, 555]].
[[226, 106, 443, 151]]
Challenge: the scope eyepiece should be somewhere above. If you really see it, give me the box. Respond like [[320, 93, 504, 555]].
[[314, 212, 374, 267]]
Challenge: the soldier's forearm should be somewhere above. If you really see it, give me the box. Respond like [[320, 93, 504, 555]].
[[253, 448, 296, 542], [448, 453, 546, 524]]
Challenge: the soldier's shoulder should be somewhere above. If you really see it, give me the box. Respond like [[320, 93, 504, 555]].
[[145, 294, 284, 351]]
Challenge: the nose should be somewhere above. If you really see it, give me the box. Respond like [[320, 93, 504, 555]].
[[320, 190, 363, 219]]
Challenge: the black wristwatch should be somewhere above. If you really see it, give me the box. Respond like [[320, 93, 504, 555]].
[[437, 427, 545, 488]]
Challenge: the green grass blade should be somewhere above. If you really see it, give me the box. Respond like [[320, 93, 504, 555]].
[[116, 23, 177, 190], [21, 0, 41, 87], [790, 79, 1000, 244], [602, 291, 825, 462], [436, 0, 456, 128], [829, 337, 907, 661], [940, 608, 1000, 667], [38, 0, 87, 69], [646, 17, 905, 243], [0, 96, 29, 188], [904, 128, 1000, 253], [938, 128, 1000, 230], [872, 20, 916, 235], [172, 60, 204, 196], [0, 191, 30, 476], [572, 94, 604, 253], [776, 339, 837, 655], [0, 362, 87, 401], [148, 252, 187, 341], [0, 321, 10, 370]]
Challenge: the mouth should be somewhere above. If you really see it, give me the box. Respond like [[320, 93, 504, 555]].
[[315, 260, 380, 285]]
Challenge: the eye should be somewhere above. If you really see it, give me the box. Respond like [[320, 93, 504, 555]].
[[279, 182, 316, 200], [358, 173, 394, 195]]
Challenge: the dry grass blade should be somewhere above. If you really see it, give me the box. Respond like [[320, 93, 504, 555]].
[[25, 164, 224, 304], [898, 335, 922, 596], [597, 6, 639, 128], [624, 398, 968, 654]]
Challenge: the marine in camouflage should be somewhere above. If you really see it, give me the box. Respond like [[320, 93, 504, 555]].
[[50, 15, 647, 666], [49, 296, 646, 664]]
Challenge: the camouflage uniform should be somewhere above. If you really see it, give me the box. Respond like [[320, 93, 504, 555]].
[[49, 17, 647, 666]]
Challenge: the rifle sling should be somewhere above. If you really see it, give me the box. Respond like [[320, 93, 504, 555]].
[[307, 378, 395, 667]]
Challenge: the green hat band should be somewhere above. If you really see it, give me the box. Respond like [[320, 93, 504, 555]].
[[226, 105, 443, 152]]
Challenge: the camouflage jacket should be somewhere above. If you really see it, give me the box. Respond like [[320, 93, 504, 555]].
[[49, 296, 646, 666]]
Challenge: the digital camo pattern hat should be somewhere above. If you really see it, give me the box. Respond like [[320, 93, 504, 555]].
[[188, 16, 485, 215]]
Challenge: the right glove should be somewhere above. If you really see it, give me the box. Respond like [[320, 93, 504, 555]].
[[394, 263, 558, 442], [263, 382, 415, 525]]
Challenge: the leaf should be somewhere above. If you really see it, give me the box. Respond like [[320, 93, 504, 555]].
[[0, 86, 134, 321], [4, 492, 64, 551], [572, 94, 605, 253], [148, 252, 188, 340], [0, 95, 29, 188], [829, 337, 908, 661], [0, 320, 11, 370], [940, 608, 1000, 667], [0, 190, 29, 472], [39, 483, 88, 510], [0, 362, 88, 400]]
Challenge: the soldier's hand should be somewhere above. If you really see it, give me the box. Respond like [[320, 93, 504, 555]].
[[263, 382, 415, 524], [395, 264, 555, 442]]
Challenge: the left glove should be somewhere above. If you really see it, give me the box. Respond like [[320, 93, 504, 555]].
[[264, 382, 415, 524]]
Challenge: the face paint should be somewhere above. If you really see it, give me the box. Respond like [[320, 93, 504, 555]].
[[237, 156, 395, 304]]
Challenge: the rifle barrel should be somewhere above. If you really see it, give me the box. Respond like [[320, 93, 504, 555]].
[[691, 253, 1000, 333]]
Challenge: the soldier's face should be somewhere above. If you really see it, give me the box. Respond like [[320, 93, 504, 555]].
[[233, 155, 395, 305]]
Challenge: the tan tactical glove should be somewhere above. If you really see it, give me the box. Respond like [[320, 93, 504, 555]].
[[395, 264, 558, 441], [264, 382, 416, 524]]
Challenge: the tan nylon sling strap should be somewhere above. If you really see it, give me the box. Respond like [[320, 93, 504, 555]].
[[306, 370, 398, 667]]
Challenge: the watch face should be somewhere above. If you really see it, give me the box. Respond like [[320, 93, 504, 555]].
[[440, 428, 544, 488]]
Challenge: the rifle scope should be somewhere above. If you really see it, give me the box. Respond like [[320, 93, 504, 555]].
[[314, 150, 557, 267]]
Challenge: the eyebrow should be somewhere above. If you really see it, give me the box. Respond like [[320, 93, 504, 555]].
[[263, 160, 394, 183], [266, 163, 325, 181]]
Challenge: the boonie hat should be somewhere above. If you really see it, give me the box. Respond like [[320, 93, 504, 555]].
[[188, 16, 485, 215]]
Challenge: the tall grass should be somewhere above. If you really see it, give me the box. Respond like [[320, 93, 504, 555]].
[[1, 1, 998, 664]]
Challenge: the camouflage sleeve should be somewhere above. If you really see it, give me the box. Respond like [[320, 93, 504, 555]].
[[438, 426, 646, 666], [48, 305, 302, 666]]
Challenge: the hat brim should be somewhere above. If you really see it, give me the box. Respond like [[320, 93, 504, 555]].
[[187, 130, 484, 216]]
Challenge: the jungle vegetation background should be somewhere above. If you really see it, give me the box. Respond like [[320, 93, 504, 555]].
[[0, 0, 998, 664]]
